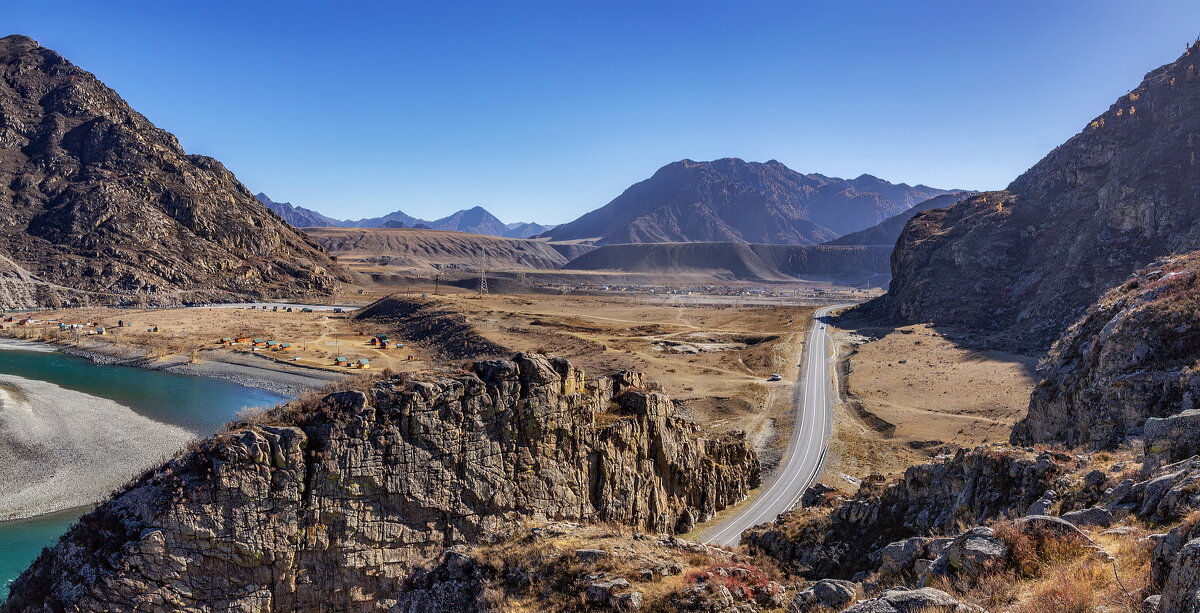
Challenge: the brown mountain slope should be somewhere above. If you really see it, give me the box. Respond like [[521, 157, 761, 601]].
[[0, 35, 347, 307], [540, 158, 951, 245], [858, 41, 1200, 351]]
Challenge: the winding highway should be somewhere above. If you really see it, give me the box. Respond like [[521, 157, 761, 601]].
[[702, 303, 851, 547]]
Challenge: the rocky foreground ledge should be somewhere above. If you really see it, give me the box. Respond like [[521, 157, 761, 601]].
[[3, 354, 759, 612]]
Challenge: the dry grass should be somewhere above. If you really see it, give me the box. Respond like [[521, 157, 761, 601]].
[[931, 519, 1154, 613]]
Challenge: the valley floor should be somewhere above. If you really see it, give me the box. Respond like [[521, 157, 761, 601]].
[[819, 322, 1039, 486]]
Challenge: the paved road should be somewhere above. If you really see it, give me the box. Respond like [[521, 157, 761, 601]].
[[702, 303, 851, 547]]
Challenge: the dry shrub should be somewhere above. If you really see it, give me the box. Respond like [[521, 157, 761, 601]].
[[991, 519, 1093, 578], [683, 564, 774, 601]]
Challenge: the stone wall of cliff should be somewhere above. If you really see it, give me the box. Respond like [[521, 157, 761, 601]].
[[3, 354, 758, 612], [1014, 251, 1200, 448]]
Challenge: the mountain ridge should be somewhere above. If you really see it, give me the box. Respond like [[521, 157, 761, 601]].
[[256, 195, 555, 238], [539, 158, 955, 245]]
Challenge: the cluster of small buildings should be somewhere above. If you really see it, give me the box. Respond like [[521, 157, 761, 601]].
[[219, 337, 294, 352], [333, 356, 371, 369], [367, 334, 402, 350]]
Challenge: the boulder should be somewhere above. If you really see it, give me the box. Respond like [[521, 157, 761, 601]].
[[1161, 539, 1200, 612], [1060, 506, 1114, 528], [575, 549, 609, 563], [791, 579, 859, 612], [878, 537, 931, 575], [583, 578, 631, 604], [1145, 409, 1200, 470], [945, 527, 1008, 576], [843, 587, 982, 612]]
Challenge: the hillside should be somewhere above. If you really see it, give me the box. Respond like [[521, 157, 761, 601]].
[[540, 158, 952, 245], [307, 227, 571, 271], [859, 42, 1200, 351], [825, 192, 975, 246], [1013, 250, 1200, 448], [4, 357, 759, 611], [0, 35, 347, 307], [562, 242, 891, 282]]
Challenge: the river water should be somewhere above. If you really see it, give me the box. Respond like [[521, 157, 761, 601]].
[[0, 342, 286, 595]]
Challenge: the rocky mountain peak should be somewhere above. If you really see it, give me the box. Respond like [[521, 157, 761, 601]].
[[540, 158, 953, 245], [0, 35, 349, 306], [859, 41, 1200, 351]]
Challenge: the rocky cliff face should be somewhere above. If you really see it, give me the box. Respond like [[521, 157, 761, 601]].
[[3, 354, 758, 612], [541, 159, 951, 245], [743, 446, 1071, 578], [862, 41, 1200, 351], [0, 35, 347, 307], [1014, 251, 1200, 448]]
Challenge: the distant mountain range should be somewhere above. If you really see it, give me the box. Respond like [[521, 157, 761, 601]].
[[256, 194, 555, 239], [538, 158, 956, 245]]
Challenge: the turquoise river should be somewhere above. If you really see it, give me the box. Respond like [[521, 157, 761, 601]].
[[0, 344, 286, 596]]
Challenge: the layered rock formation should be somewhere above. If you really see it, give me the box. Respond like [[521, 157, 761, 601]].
[[3, 354, 758, 612], [562, 242, 891, 282], [541, 158, 952, 245], [308, 227, 571, 272], [0, 35, 348, 307], [1014, 251, 1200, 448], [862, 41, 1200, 351]]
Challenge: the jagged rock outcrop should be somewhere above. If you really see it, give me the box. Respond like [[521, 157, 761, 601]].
[[1014, 251, 1200, 448], [379, 523, 791, 612], [860, 41, 1200, 352], [541, 158, 952, 245], [743, 446, 1070, 578], [3, 354, 758, 612], [0, 35, 349, 307]]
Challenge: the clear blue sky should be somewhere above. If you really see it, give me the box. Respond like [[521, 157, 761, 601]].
[[4, 1, 1199, 223]]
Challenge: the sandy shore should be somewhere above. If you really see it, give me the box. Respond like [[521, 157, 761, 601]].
[[0, 374, 195, 521], [52, 340, 346, 397]]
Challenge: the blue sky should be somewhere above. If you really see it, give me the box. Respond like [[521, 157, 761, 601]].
[[4, 1, 1199, 223]]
